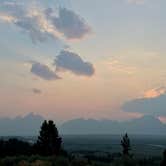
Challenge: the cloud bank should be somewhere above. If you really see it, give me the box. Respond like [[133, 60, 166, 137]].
[[122, 87, 166, 116], [54, 50, 95, 76]]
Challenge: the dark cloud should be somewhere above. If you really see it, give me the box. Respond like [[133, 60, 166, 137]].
[[32, 88, 42, 94], [31, 62, 60, 80], [0, 1, 91, 43], [46, 7, 91, 39], [122, 94, 166, 116], [54, 50, 95, 76]]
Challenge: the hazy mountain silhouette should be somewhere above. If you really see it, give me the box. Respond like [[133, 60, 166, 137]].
[[60, 115, 166, 135], [0, 113, 44, 136], [0, 114, 165, 136]]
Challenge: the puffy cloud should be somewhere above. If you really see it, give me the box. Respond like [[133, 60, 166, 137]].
[[122, 87, 166, 116], [32, 88, 42, 94], [54, 50, 95, 76], [0, 1, 91, 43], [46, 8, 91, 40], [31, 62, 60, 80], [0, 0, 94, 80]]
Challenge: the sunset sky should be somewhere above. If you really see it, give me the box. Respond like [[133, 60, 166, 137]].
[[0, 0, 166, 123]]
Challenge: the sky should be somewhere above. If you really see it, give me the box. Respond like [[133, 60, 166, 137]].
[[0, 0, 166, 123]]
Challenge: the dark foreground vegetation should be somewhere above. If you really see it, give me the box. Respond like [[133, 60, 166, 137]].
[[0, 120, 165, 166]]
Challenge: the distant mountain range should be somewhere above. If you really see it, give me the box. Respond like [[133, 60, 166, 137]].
[[0, 113, 165, 136], [0, 113, 44, 136], [60, 116, 166, 135]]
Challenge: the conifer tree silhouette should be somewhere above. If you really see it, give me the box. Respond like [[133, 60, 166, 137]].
[[35, 120, 62, 155], [121, 133, 131, 156]]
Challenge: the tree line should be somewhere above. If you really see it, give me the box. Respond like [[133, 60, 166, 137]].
[[0, 120, 63, 157], [0, 120, 165, 166]]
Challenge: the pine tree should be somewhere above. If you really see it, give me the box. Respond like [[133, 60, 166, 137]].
[[121, 133, 131, 156], [35, 120, 62, 156]]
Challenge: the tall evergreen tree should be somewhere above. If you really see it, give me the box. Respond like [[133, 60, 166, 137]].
[[35, 120, 62, 156], [121, 133, 131, 156]]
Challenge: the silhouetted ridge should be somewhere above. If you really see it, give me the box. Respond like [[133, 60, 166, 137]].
[[60, 116, 166, 135], [0, 113, 44, 136]]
